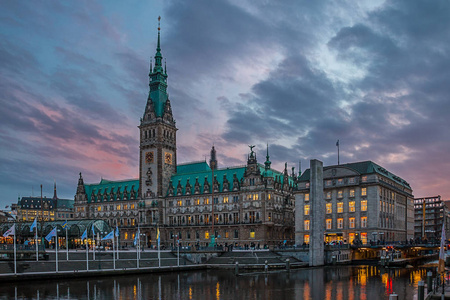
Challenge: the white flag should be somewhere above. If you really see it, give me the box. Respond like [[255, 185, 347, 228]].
[[3, 224, 15, 237]]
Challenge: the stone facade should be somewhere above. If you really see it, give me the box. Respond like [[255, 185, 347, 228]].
[[295, 161, 414, 245], [73, 23, 296, 249]]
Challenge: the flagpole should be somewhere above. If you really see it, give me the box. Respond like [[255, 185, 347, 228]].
[[337, 139, 340, 165], [113, 234, 116, 270], [14, 223, 16, 275], [65, 221, 68, 261], [55, 228, 58, 273], [35, 225, 38, 262], [92, 228, 95, 261], [86, 236, 89, 271]]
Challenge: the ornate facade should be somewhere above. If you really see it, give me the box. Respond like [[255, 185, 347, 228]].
[[74, 21, 296, 248]]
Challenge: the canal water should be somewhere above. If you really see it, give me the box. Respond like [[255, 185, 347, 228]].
[[0, 266, 429, 300]]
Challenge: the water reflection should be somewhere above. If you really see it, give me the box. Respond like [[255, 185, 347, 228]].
[[0, 266, 431, 300]]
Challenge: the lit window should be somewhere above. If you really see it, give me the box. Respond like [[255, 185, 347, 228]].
[[337, 202, 343, 213], [304, 205, 310, 216], [268, 194, 271, 200], [304, 220, 310, 230], [326, 219, 332, 230], [223, 197, 229, 203], [349, 217, 355, 228], [130, 204, 135, 209], [361, 217, 367, 228], [195, 199, 200, 205], [326, 192, 331, 199], [204, 198, 210, 205], [123, 204, 128, 210], [116, 204, 121, 210], [225, 231, 229, 238], [253, 194, 259, 200], [361, 232, 367, 244], [304, 235, 310, 244], [349, 233, 355, 244], [306, 183, 310, 188], [349, 201, 355, 212], [361, 200, 367, 211], [97, 206, 101, 211], [326, 203, 332, 214], [177, 200, 182, 206], [349, 189, 355, 197], [124, 232, 128, 240], [361, 188, 367, 196], [337, 218, 343, 229], [338, 190, 343, 198], [250, 230, 255, 239], [305, 194, 310, 201], [205, 231, 209, 239]]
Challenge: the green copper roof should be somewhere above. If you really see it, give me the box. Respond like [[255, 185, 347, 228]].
[[177, 161, 212, 174], [298, 161, 410, 188], [168, 162, 294, 196], [84, 178, 139, 203]]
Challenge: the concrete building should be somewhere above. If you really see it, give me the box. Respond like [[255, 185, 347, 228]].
[[295, 161, 414, 246], [413, 196, 450, 242], [74, 22, 296, 249]]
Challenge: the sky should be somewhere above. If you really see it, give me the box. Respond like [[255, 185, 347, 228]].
[[1, 0, 450, 207]]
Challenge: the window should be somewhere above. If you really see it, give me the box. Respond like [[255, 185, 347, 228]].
[[349, 217, 355, 229], [253, 194, 259, 200], [195, 199, 200, 205], [116, 204, 121, 210], [337, 218, 343, 229], [250, 230, 255, 239], [349, 233, 355, 244], [232, 196, 239, 203], [326, 180, 332, 186], [204, 198, 210, 205], [223, 197, 229, 203], [177, 200, 182, 207], [349, 201, 355, 212], [205, 231, 209, 239], [361, 232, 367, 244], [349, 177, 355, 184], [304, 220, 310, 231], [225, 231, 229, 238], [361, 188, 367, 196], [361, 200, 367, 211], [361, 216, 367, 228], [213, 197, 219, 204], [326, 203, 332, 214], [130, 204, 135, 209], [234, 230, 239, 239], [123, 204, 128, 210], [305, 194, 310, 201], [338, 190, 343, 198], [338, 178, 343, 185], [304, 235, 310, 244], [326, 219, 332, 230], [361, 176, 368, 182], [337, 202, 343, 213], [268, 194, 271, 200], [326, 192, 331, 199], [97, 206, 101, 211], [349, 189, 355, 197], [304, 205, 310, 216]]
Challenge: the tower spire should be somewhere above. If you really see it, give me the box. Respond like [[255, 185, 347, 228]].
[[154, 16, 163, 73], [53, 180, 57, 199], [264, 143, 271, 170]]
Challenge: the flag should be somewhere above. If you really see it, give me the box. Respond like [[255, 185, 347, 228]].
[[62, 221, 68, 229], [3, 224, 15, 237], [102, 230, 114, 241], [439, 223, 446, 274], [92, 224, 95, 236], [336, 140, 339, 147], [30, 218, 37, 232], [134, 228, 140, 246], [81, 229, 87, 241], [115, 225, 119, 237], [157, 227, 160, 246], [45, 227, 57, 242]]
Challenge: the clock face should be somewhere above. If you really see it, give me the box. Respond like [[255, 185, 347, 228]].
[[145, 151, 154, 164], [165, 152, 173, 164]]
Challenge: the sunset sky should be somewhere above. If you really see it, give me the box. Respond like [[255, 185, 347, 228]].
[[1, 0, 450, 207]]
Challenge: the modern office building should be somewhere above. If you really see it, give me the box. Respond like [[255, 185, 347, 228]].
[[413, 196, 450, 241], [295, 161, 414, 245]]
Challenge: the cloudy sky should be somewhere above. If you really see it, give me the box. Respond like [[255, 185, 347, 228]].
[[1, 0, 449, 207]]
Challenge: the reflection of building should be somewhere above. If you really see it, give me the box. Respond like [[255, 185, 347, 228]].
[[74, 22, 296, 248], [15, 183, 74, 221], [295, 161, 414, 245], [413, 196, 450, 241]]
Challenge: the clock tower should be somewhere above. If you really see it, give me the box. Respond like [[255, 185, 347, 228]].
[[139, 17, 177, 199]]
